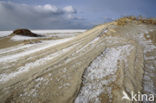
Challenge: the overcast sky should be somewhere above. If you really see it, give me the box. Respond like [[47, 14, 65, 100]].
[[0, 0, 156, 30]]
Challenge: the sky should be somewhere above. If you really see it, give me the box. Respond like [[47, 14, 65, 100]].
[[0, 0, 156, 30]]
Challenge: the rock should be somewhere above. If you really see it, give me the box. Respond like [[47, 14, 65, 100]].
[[13, 29, 42, 37]]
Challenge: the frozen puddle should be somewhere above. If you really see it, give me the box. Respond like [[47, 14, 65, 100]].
[[75, 44, 134, 103]]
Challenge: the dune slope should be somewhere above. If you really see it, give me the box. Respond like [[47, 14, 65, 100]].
[[0, 18, 156, 103]]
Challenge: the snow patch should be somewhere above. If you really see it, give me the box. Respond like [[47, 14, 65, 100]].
[[134, 30, 156, 96], [75, 44, 134, 103], [0, 31, 12, 37]]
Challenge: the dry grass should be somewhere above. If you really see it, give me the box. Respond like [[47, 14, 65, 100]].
[[116, 16, 156, 26]]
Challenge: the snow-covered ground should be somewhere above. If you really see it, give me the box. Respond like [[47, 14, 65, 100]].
[[0, 30, 86, 38], [0, 31, 12, 37], [31, 30, 86, 34], [75, 44, 134, 103], [32, 30, 86, 38]]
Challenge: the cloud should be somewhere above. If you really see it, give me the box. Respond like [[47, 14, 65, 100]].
[[0, 1, 90, 30], [63, 6, 76, 13], [35, 4, 59, 13]]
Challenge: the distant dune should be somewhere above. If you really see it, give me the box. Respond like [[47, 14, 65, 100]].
[[0, 17, 156, 103]]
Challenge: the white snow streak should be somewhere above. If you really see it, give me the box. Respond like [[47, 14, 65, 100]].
[[0, 37, 74, 63], [11, 35, 39, 41], [0, 44, 75, 83], [0, 44, 35, 55]]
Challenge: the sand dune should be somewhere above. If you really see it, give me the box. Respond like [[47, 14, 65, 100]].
[[0, 18, 156, 103]]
